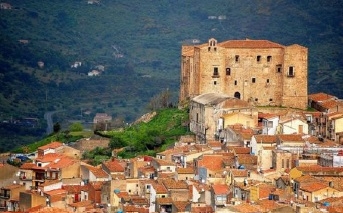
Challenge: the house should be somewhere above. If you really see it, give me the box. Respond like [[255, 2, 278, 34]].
[[327, 112, 343, 142], [319, 151, 343, 167], [149, 181, 168, 212], [222, 123, 255, 147], [19, 191, 47, 211], [272, 149, 293, 171], [19, 163, 35, 190], [299, 182, 341, 202], [0, 183, 25, 211], [189, 93, 256, 143], [190, 180, 212, 205], [0, 163, 20, 188], [278, 116, 309, 134], [80, 164, 109, 182], [259, 113, 279, 135], [37, 141, 64, 158], [88, 70, 100, 76], [175, 167, 195, 181], [211, 184, 229, 208], [250, 135, 277, 156], [194, 154, 226, 183], [93, 113, 112, 127], [249, 183, 275, 203], [0, 3, 12, 10], [101, 158, 125, 179]]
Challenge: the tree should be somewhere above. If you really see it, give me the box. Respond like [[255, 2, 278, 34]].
[[109, 135, 127, 149], [69, 122, 83, 132], [53, 122, 61, 133]]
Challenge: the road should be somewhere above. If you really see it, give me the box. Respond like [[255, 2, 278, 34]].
[[44, 111, 64, 135]]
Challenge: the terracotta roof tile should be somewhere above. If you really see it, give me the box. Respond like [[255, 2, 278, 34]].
[[38, 142, 63, 150], [212, 184, 229, 195], [191, 205, 214, 213], [103, 159, 125, 172], [173, 201, 190, 211], [277, 134, 304, 142], [254, 135, 277, 143], [233, 147, 250, 154], [308, 92, 335, 102], [219, 39, 284, 49], [162, 179, 188, 190], [20, 162, 36, 169], [197, 154, 224, 172], [83, 165, 108, 178], [176, 167, 194, 174], [300, 182, 328, 192]]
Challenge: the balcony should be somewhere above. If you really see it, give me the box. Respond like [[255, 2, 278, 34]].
[[0, 193, 10, 199], [212, 74, 220, 78]]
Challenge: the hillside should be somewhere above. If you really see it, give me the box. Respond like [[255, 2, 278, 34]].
[[0, 0, 342, 151]]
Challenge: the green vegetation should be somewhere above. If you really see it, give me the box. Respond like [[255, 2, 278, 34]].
[[12, 130, 92, 153], [82, 107, 191, 164], [0, 0, 342, 151]]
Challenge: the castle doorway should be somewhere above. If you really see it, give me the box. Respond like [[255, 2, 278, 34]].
[[234, 92, 241, 99]]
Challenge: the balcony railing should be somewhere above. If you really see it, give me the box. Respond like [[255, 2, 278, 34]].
[[0, 193, 10, 199]]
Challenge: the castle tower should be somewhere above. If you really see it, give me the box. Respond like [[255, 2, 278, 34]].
[[180, 38, 308, 109]]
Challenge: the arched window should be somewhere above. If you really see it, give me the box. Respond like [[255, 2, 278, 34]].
[[234, 92, 241, 99]]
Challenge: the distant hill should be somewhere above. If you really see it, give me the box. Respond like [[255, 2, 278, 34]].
[[0, 0, 342, 151]]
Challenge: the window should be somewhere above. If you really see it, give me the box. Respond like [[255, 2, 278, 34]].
[[276, 64, 282, 73], [266, 79, 269, 83], [226, 68, 231, 75], [213, 67, 219, 76], [234, 80, 237, 85], [286, 159, 290, 168], [282, 159, 284, 168], [255, 98, 258, 101], [257, 55, 261, 62], [267, 56, 272, 62], [252, 78, 256, 83], [235, 55, 240, 62], [269, 98, 273, 101], [288, 66, 295, 76], [214, 81, 217, 85]]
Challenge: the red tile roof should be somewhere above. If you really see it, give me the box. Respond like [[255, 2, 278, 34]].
[[308, 92, 335, 102], [212, 184, 229, 195], [38, 142, 63, 150], [197, 154, 224, 172], [219, 39, 284, 49], [254, 135, 277, 143], [162, 179, 188, 190], [103, 159, 124, 172], [300, 182, 328, 192]]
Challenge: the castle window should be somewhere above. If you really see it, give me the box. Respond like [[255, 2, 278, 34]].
[[252, 78, 256, 83], [255, 98, 258, 101], [257, 55, 261, 62], [267, 56, 272, 62], [214, 81, 217, 85], [213, 67, 219, 77], [276, 64, 282, 73], [288, 66, 295, 77], [235, 55, 240, 62], [269, 98, 273, 101], [234, 80, 237, 85], [226, 68, 231, 75], [208, 47, 211, 51], [266, 79, 269, 83], [214, 47, 217, 51]]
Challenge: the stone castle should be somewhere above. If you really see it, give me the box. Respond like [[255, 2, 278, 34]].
[[180, 38, 308, 109]]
